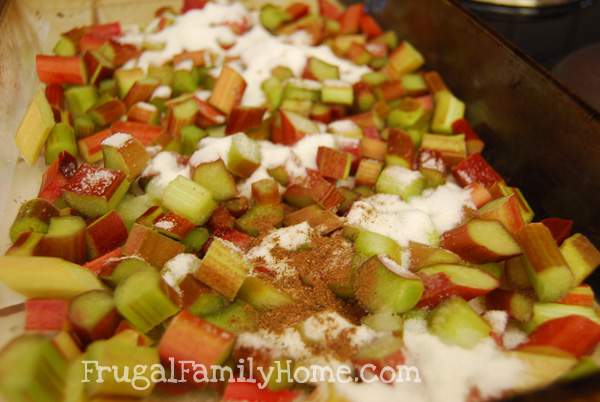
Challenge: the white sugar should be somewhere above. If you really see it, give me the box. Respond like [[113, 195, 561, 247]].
[[194, 89, 212, 101], [288, 78, 323, 90], [142, 151, 190, 197], [503, 324, 528, 350], [151, 85, 172, 99], [161, 253, 201, 294], [302, 311, 377, 348], [236, 327, 309, 360], [101, 132, 133, 148], [189, 136, 233, 165], [174, 59, 194, 71], [379, 255, 416, 279], [328, 119, 361, 135], [135, 101, 157, 111], [381, 166, 423, 187], [291, 133, 336, 169], [484, 310, 509, 334]]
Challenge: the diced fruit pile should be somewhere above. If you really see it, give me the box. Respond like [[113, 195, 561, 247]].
[[2, 1, 600, 402]]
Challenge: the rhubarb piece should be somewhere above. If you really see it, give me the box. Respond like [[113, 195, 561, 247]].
[[167, 97, 199, 137], [317, 146, 352, 180], [304, 57, 340, 81], [361, 311, 404, 332], [402, 73, 429, 96], [154, 212, 195, 240], [354, 255, 424, 313], [386, 128, 415, 167], [68, 290, 120, 343], [418, 264, 499, 308], [520, 315, 600, 358], [78, 128, 112, 163], [179, 125, 206, 155], [204, 300, 258, 333], [83, 335, 158, 398], [452, 118, 485, 155], [360, 137, 387, 161], [541, 217, 573, 245], [226, 106, 267, 135], [505, 255, 533, 289], [172, 69, 200, 96], [0, 335, 68, 402], [162, 175, 217, 225], [283, 205, 343, 235], [0, 256, 104, 298], [64, 85, 98, 116], [209, 65, 247, 115], [102, 133, 149, 179], [452, 153, 504, 189], [63, 164, 129, 218], [476, 194, 525, 234], [192, 159, 237, 201], [261, 77, 284, 110], [304, 169, 346, 210], [15, 89, 56, 165], [353, 335, 405, 383], [516, 223, 574, 302], [441, 219, 521, 263], [251, 178, 281, 205], [114, 67, 145, 98], [73, 115, 96, 138], [9, 198, 59, 243], [431, 91, 465, 134], [183, 227, 210, 254], [106, 257, 154, 286], [339, 3, 363, 34], [376, 166, 425, 200], [121, 77, 159, 108], [83, 247, 121, 277], [227, 133, 262, 178], [37, 216, 87, 264], [526, 302, 600, 333], [486, 289, 534, 322], [466, 182, 492, 208], [5, 232, 44, 256], [236, 204, 284, 237], [114, 270, 179, 333], [510, 351, 576, 392], [418, 149, 447, 187], [559, 285, 595, 307], [116, 194, 156, 229], [159, 311, 235, 381], [128, 102, 160, 125], [137, 205, 165, 227], [283, 80, 320, 102], [36, 55, 87, 85], [275, 110, 320, 145], [238, 277, 293, 311], [25, 299, 70, 332], [355, 230, 402, 262], [386, 41, 425, 77], [88, 99, 126, 127], [321, 81, 354, 105], [259, 4, 291, 31], [83, 51, 113, 85], [429, 297, 491, 349], [45, 123, 77, 164], [53, 35, 77, 56], [355, 158, 383, 186], [195, 237, 251, 300], [387, 98, 425, 129], [407, 242, 463, 271], [420, 133, 467, 166], [111, 120, 170, 146], [86, 211, 128, 259], [122, 223, 185, 268], [222, 381, 299, 402], [560, 233, 600, 286]]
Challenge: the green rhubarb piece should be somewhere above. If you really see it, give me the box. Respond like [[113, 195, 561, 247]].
[[280, 98, 312, 115], [0, 256, 104, 298], [362, 311, 404, 332], [354, 334, 404, 361], [284, 81, 320, 102], [259, 4, 291, 31], [261, 77, 284, 110], [207, 124, 226, 137], [235, 204, 284, 237], [116, 194, 156, 229], [374, 31, 399, 49], [203, 300, 259, 333], [475, 262, 504, 280], [272, 66, 294, 81], [525, 303, 600, 333], [64, 85, 98, 116], [562, 346, 600, 381], [238, 277, 294, 311], [14, 89, 56, 165], [107, 258, 155, 286], [227, 133, 262, 178], [361, 71, 388, 86], [429, 297, 491, 349], [431, 91, 465, 134], [401, 74, 428, 94], [355, 229, 403, 263], [324, 18, 341, 35], [195, 238, 251, 300], [45, 123, 77, 164], [98, 78, 118, 97], [180, 125, 207, 155], [115, 68, 145, 98], [172, 69, 199, 96], [53, 35, 76, 56], [170, 98, 199, 135], [358, 90, 376, 112], [9, 198, 59, 243], [114, 270, 179, 333], [73, 115, 96, 138], [560, 233, 600, 286], [321, 83, 354, 105], [192, 159, 238, 201], [355, 256, 424, 314], [387, 99, 425, 129], [376, 166, 426, 200], [5, 232, 44, 256], [84, 337, 159, 398], [183, 227, 210, 254], [0, 335, 68, 402], [148, 64, 174, 86], [307, 57, 340, 81], [187, 286, 229, 317], [162, 175, 217, 225], [338, 187, 359, 215]]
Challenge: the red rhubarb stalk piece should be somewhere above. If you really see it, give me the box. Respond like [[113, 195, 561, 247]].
[[182, 0, 208, 13], [558, 285, 595, 307], [36, 55, 87, 85], [285, 3, 310, 20], [339, 3, 364, 35], [318, 0, 345, 19], [541, 217, 574, 245], [452, 153, 504, 189], [83, 247, 122, 276], [360, 15, 383, 38], [111, 120, 171, 146], [226, 107, 267, 135], [78, 128, 113, 163], [25, 299, 70, 332], [86, 211, 129, 259], [222, 381, 300, 402], [452, 118, 485, 155], [87, 22, 122, 39], [38, 151, 78, 202]]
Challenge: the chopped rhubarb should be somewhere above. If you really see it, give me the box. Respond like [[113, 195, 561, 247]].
[[25, 299, 70, 332], [541, 217, 574, 245], [78, 128, 113, 163], [36, 55, 87, 85], [209, 65, 247, 115], [122, 223, 185, 268], [452, 153, 504, 189], [317, 146, 352, 180], [226, 106, 267, 134], [86, 210, 128, 259], [111, 120, 171, 146]]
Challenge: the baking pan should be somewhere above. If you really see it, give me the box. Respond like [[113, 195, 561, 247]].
[[0, 0, 599, 400]]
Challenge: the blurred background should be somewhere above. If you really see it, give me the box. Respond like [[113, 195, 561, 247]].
[[462, 0, 600, 111]]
